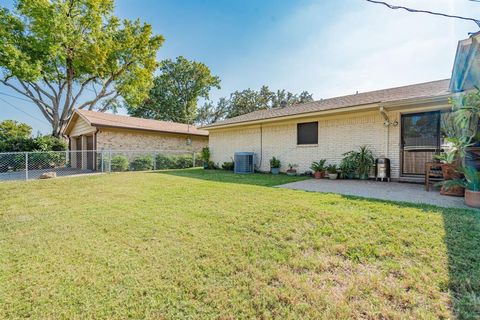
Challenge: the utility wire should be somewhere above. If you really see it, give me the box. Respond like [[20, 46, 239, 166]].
[[0, 96, 50, 125], [366, 0, 480, 28], [0, 91, 36, 103]]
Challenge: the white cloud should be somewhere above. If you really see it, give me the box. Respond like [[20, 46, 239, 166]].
[[216, 0, 480, 101]]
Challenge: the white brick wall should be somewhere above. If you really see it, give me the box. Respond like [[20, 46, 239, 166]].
[[209, 110, 403, 178]]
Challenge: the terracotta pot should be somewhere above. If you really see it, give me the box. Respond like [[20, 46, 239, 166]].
[[442, 164, 461, 180], [440, 185, 465, 197], [465, 189, 480, 208], [314, 171, 324, 179]]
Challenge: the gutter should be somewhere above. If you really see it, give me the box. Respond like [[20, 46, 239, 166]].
[[205, 95, 451, 131]]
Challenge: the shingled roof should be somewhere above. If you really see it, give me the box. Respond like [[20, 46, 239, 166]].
[[67, 110, 208, 136], [204, 79, 451, 129]]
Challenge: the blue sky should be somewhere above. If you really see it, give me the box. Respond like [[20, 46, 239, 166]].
[[0, 0, 479, 134]]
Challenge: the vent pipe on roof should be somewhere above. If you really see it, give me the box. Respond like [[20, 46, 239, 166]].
[[280, 100, 287, 108]]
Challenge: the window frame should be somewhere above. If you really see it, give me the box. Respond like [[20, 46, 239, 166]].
[[297, 121, 319, 145]]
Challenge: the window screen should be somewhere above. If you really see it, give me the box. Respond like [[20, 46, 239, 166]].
[[297, 122, 318, 145]]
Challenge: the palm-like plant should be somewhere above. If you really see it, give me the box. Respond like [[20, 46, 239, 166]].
[[357, 146, 375, 179], [310, 159, 326, 172], [443, 166, 480, 192]]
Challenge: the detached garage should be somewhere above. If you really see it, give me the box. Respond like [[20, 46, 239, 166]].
[[63, 110, 209, 170]]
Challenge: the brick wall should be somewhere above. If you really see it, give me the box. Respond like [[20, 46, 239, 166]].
[[209, 110, 403, 178], [97, 129, 208, 153]]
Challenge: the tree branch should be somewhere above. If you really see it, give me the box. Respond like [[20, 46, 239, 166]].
[[365, 0, 480, 28]]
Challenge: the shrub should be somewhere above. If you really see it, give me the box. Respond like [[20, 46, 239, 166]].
[[155, 154, 176, 169], [175, 155, 193, 169], [269, 157, 281, 169], [200, 147, 210, 163], [155, 154, 193, 169], [111, 155, 129, 172], [222, 161, 234, 171], [131, 155, 154, 171]]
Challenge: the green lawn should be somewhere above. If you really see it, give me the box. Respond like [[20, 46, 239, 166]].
[[0, 169, 479, 319]]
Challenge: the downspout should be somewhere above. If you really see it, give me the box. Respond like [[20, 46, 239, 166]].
[[257, 124, 263, 171], [379, 106, 398, 158]]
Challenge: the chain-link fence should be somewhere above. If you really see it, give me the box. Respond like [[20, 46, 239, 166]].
[[0, 150, 202, 182]]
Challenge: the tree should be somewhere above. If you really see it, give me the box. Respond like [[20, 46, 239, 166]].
[[0, 0, 164, 137], [196, 86, 314, 125], [0, 120, 32, 141], [127, 56, 221, 124]]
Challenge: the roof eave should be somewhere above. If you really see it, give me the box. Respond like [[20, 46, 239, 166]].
[[204, 95, 452, 131], [92, 123, 209, 137]]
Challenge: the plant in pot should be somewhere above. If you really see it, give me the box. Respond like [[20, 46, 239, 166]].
[[344, 146, 374, 180], [310, 159, 327, 179], [286, 163, 298, 176], [200, 147, 210, 169], [326, 164, 339, 180], [443, 166, 480, 208], [434, 144, 464, 197], [270, 157, 281, 175], [339, 155, 356, 179]]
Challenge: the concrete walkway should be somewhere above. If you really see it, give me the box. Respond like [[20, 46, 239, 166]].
[[277, 179, 471, 209]]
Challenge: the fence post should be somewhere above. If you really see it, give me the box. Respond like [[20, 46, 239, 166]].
[[100, 151, 104, 172], [25, 152, 28, 180], [192, 152, 195, 168], [153, 152, 157, 171], [109, 150, 112, 173]]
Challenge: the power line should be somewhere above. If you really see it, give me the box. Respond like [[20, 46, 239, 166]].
[[365, 0, 480, 28], [0, 91, 36, 103], [0, 96, 51, 125]]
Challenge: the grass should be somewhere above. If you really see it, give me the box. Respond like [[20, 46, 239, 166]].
[[0, 169, 479, 319]]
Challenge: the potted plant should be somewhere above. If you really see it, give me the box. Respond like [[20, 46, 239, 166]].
[[326, 164, 338, 180], [310, 159, 327, 179], [270, 157, 281, 175], [352, 145, 374, 180], [339, 156, 356, 179], [443, 166, 480, 208], [286, 163, 298, 176], [200, 147, 210, 169]]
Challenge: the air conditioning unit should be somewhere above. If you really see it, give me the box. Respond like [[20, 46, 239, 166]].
[[234, 152, 255, 174]]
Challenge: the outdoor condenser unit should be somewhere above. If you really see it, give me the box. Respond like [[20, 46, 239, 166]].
[[234, 152, 255, 174]]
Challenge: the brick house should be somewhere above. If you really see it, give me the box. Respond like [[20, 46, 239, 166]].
[[64, 110, 208, 170], [203, 33, 479, 181]]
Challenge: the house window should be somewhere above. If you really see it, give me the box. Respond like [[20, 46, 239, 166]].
[[297, 122, 318, 145]]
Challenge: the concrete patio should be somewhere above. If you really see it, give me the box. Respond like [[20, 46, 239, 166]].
[[278, 179, 472, 209]]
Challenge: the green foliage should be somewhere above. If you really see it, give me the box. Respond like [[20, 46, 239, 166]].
[[110, 155, 129, 172], [0, 0, 164, 136], [200, 147, 210, 162], [221, 161, 234, 171], [339, 156, 357, 179], [443, 166, 480, 192], [130, 155, 154, 171], [326, 164, 338, 174], [127, 56, 220, 124], [310, 159, 327, 172], [155, 154, 194, 170], [32, 136, 68, 151], [269, 156, 281, 169], [0, 120, 32, 141], [450, 89, 480, 145], [196, 86, 314, 125], [343, 145, 375, 179]]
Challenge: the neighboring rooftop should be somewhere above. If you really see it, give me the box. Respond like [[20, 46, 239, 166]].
[[67, 110, 208, 136], [204, 79, 451, 128]]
